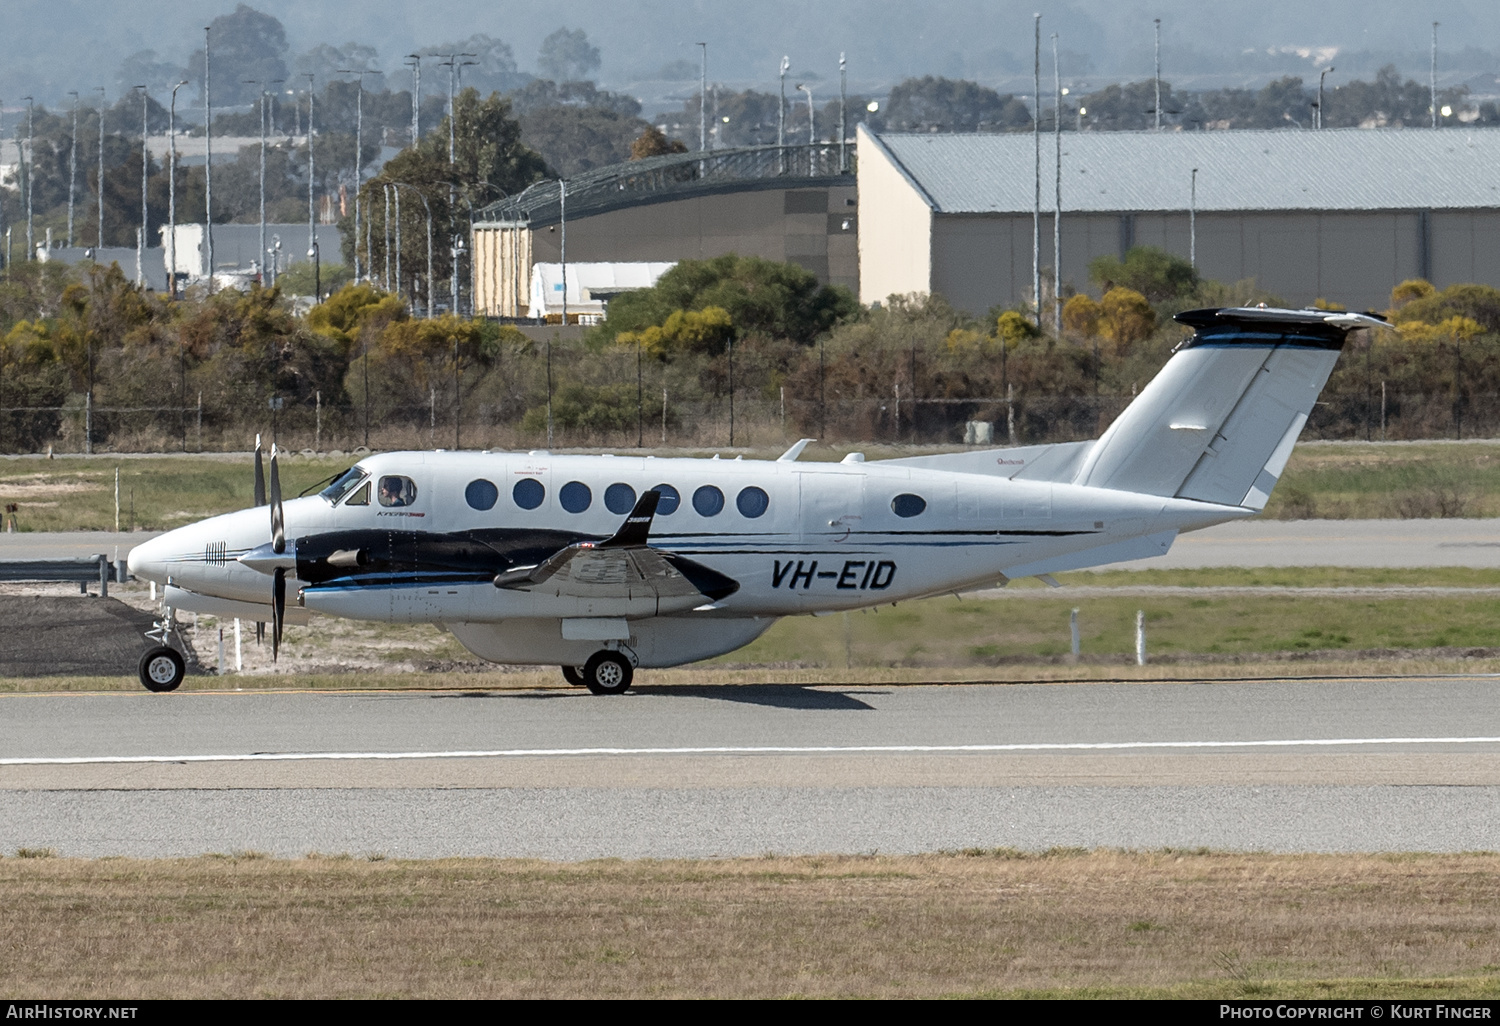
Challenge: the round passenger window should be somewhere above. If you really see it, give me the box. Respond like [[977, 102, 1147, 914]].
[[560, 481, 592, 514], [692, 485, 725, 517], [512, 478, 545, 510], [736, 486, 769, 518], [465, 479, 499, 511], [892, 493, 927, 518], [604, 482, 637, 515], [652, 484, 681, 515]]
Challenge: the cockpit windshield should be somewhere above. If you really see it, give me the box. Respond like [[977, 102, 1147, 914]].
[[319, 466, 367, 503]]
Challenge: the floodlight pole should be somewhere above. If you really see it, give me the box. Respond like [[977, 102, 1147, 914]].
[[1317, 66, 1334, 129], [138, 86, 148, 286], [1052, 32, 1062, 335], [839, 53, 847, 172], [797, 84, 814, 175], [169, 81, 187, 298], [1153, 18, 1162, 131], [406, 54, 421, 147], [1032, 13, 1041, 328], [98, 87, 107, 252], [778, 55, 789, 173], [204, 28, 214, 291], [306, 74, 315, 269], [1430, 23, 1439, 129], [698, 43, 707, 153], [1189, 167, 1198, 268], [559, 178, 567, 326], [67, 92, 78, 247], [23, 97, 33, 260]]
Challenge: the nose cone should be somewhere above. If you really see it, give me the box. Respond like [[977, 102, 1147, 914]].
[[126, 532, 177, 585]]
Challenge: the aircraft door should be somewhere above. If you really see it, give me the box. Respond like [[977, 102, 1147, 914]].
[[797, 471, 865, 543]]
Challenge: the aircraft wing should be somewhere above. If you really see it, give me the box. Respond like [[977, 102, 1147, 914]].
[[493, 490, 738, 603]]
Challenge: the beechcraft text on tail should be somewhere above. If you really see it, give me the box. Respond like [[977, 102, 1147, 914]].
[[127, 306, 1385, 694]]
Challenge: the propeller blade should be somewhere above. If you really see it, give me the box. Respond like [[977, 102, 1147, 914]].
[[269, 444, 285, 555], [272, 568, 286, 661], [253, 434, 266, 507]]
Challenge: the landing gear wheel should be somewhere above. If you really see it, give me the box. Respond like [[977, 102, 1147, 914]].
[[582, 651, 633, 695], [138, 646, 185, 693], [561, 665, 586, 687]]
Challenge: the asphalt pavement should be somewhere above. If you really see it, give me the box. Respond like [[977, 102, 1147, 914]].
[[3, 678, 1499, 858]]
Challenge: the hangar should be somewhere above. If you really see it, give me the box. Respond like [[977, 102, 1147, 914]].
[[857, 125, 1500, 314], [470, 145, 858, 318]]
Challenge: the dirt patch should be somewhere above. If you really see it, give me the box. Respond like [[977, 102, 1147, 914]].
[[0, 595, 196, 678]]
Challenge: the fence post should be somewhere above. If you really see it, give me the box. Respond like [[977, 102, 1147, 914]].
[[98, 554, 109, 599], [1135, 609, 1146, 666], [1069, 608, 1080, 663], [196, 392, 202, 451]]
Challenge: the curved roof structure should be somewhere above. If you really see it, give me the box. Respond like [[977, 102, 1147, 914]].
[[476, 144, 855, 227]]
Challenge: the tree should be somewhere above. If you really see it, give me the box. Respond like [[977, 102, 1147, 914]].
[[1075, 80, 1180, 131], [1100, 287, 1156, 352], [115, 51, 189, 100], [537, 28, 601, 83], [880, 76, 1031, 132], [599, 255, 859, 349], [1089, 247, 1198, 304], [630, 126, 687, 160], [185, 4, 290, 107], [291, 43, 381, 95], [520, 106, 649, 176]]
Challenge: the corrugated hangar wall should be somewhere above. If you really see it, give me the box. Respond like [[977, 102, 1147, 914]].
[[925, 209, 1500, 314], [473, 184, 858, 317]]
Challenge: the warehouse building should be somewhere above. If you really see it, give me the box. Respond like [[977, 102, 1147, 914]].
[[857, 125, 1500, 314], [470, 145, 857, 317]]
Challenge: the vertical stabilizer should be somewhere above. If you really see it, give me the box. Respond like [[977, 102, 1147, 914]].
[[1072, 308, 1384, 505]]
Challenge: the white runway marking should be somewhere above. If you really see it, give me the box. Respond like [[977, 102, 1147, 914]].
[[6, 736, 1500, 767]]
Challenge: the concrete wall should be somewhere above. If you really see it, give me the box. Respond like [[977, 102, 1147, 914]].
[[856, 129, 933, 306], [926, 208, 1500, 315]]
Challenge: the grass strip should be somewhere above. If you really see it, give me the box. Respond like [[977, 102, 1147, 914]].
[[1, 851, 1498, 999]]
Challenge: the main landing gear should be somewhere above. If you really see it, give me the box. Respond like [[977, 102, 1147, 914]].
[[138, 606, 187, 692], [562, 651, 634, 695]]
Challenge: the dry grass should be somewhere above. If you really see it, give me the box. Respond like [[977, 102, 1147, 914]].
[[1, 851, 1499, 998]]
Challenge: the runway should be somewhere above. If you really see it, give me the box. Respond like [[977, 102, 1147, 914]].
[[3, 677, 1499, 858]]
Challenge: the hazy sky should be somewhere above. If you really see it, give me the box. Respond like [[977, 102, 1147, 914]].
[[4, 1, 1496, 106]]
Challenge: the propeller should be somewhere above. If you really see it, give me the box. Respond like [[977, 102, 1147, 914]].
[[269, 443, 286, 659], [253, 434, 266, 507]]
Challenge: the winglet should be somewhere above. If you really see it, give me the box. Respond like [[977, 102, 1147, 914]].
[[777, 438, 816, 462], [600, 489, 660, 548]]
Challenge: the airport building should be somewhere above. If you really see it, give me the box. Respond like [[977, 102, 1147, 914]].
[[856, 125, 1500, 314], [470, 145, 858, 318]]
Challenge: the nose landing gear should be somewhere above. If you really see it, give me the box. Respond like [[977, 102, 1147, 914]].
[[138, 606, 188, 692]]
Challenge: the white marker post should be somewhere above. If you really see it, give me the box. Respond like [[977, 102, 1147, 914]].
[[217, 627, 225, 676], [1135, 610, 1147, 666], [234, 618, 243, 672], [1070, 608, 1080, 662]]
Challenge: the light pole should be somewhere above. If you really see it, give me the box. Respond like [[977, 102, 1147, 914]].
[[204, 27, 214, 291], [1153, 18, 1162, 131], [268, 234, 281, 287], [67, 92, 78, 247], [23, 97, 33, 260], [393, 185, 402, 302], [137, 85, 148, 286], [1052, 32, 1062, 335], [382, 183, 391, 291], [305, 73, 315, 271], [391, 182, 433, 318], [1317, 66, 1334, 129], [1430, 22, 1439, 129], [308, 241, 320, 300], [559, 178, 567, 326], [1032, 14, 1041, 328], [338, 68, 382, 282], [778, 55, 789, 173], [839, 53, 847, 172], [796, 83, 814, 175], [1189, 168, 1200, 271], [168, 81, 188, 295], [697, 43, 708, 152], [97, 88, 106, 252], [405, 54, 421, 146], [245, 79, 266, 283]]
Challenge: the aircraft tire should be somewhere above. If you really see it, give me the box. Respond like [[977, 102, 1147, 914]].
[[583, 651, 633, 695], [138, 646, 185, 693], [561, 665, 587, 687]]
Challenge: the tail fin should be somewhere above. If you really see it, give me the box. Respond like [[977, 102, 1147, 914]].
[[1072, 308, 1385, 507]]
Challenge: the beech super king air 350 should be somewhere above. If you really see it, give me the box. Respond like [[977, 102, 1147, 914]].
[[127, 307, 1383, 694]]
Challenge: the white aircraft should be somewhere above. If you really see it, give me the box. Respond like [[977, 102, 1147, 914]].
[[127, 306, 1383, 694]]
